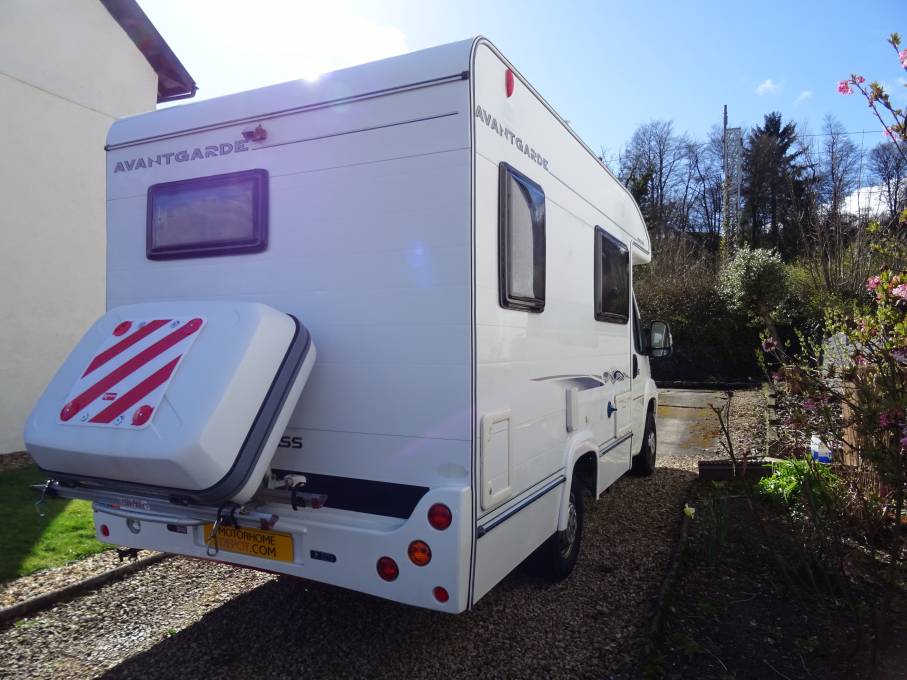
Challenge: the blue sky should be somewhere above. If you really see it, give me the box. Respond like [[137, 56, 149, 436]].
[[139, 0, 906, 163]]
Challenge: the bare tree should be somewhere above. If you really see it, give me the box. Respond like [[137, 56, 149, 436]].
[[820, 115, 860, 216], [796, 117, 871, 296], [686, 128, 725, 239], [868, 142, 907, 219], [619, 121, 690, 235]]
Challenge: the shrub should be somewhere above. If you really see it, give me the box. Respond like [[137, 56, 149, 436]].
[[758, 458, 841, 511], [718, 246, 789, 339], [636, 234, 762, 381]]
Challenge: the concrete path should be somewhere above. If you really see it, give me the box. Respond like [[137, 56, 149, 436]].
[[657, 389, 727, 459]]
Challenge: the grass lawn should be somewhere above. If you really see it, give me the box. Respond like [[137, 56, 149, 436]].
[[0, 464, 109, 582]]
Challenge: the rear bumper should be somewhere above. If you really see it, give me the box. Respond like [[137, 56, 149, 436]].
[[92, 485, 472, 613]]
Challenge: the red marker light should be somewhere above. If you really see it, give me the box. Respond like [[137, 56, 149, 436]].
[[433, 586, 449, 603], [505, 69, 515, 97], [132, 405, 153, 426], [100, 524, 110, 537], [377, 556, 399, 581], [427, 504, 452, 531], [60, 400, 79, 421]]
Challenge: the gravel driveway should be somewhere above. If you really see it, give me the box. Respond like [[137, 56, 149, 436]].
[[1, 390, 757, 680]]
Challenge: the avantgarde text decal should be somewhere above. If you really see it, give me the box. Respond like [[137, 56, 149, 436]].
[[474, 105, 550, 171]]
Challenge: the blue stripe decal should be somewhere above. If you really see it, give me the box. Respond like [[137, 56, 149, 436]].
[[598, 431, 633, 457], [476, 475, 566, 538]]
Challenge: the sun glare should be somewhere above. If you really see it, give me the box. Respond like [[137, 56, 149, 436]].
[[139, 0, 408, 99], [287, 7, 409, 82]]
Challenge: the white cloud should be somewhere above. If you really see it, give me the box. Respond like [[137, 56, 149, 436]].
[[755, 79, 780, 96], [794, 90, 813, 106]]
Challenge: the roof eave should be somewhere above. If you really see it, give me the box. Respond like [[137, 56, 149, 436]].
[[100, 0, 197, 103]]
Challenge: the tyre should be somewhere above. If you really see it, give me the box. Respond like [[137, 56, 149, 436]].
[[631, 410, 657, 476], [538, 476, 584, 581]]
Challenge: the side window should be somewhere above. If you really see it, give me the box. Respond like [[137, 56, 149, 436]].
[[594, 226, 629, 324], [499, 163, 546, 312], [147, 169, 268, 260]]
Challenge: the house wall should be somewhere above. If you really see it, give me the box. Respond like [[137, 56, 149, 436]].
[[0, 0, 159, 452]]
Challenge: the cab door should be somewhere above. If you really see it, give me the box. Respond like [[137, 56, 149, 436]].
[[630, 295, 650, 448]]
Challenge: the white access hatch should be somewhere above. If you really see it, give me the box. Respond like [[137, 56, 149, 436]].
[[24, 300, 315, 505]]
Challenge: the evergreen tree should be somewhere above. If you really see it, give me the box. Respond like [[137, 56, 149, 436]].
[[742, 112, 804, 257]]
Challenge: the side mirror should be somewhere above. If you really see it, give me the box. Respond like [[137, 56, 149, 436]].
[[648, 320, 673, 358]]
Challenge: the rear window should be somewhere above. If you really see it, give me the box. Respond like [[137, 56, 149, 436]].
[[147, 169, 268, 260]]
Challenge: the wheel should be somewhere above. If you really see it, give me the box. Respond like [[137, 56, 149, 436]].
[[631, 410, 657, 476], [538, 477, 584, 581]]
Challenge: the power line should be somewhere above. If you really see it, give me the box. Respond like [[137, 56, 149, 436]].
[[788, 130, 882, 138]]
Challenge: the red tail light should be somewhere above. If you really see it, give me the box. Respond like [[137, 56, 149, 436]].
[[427, 503, 452, 530], [376, 556, 398, 581], [100, 524, 110, 537], [433, 586, 449, 603]]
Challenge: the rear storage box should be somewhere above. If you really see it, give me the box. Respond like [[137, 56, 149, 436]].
[[25, 300, 314, 505]]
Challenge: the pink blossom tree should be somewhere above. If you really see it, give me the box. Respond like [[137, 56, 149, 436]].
[[838, 33, 907, 163]]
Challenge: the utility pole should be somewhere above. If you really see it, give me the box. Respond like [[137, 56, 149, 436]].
[[722, 105, 730, 257], [721, 105, 743, 257]]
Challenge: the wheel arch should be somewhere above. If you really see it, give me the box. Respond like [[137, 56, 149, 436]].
[[557, 433, 597, 532]]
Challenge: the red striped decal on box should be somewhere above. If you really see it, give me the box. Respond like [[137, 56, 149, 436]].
[[59, 317, 205, 430], [82, 319, 170, 377], [89, 357, 179, 424]]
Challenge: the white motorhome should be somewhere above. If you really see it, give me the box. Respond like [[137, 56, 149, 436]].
[[24, 37, 672, 613]]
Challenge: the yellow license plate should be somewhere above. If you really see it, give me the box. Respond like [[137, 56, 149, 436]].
[[204, 524, 294, 562]]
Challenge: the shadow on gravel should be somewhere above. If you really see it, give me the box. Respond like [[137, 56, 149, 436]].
[[101, 467, 697, 680]]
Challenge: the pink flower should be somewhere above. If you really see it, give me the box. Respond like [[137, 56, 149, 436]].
[[855, 75, 866, 84], [884, 129, 895, 139], [803, 399, 817, 411], [771, 371, 783, 381], [892, 283, 907, 301], [855, 354, 868, 366], [880, 408, 904, 429], [900, 49, 907, 68], [866, 275, 881, 291], [838, 80, 853, 95], [762, 337, 778, 352]]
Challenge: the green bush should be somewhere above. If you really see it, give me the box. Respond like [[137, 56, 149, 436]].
[[757, 458, 840, 511], [717, 246, 789, 333], [785, 263, 830, 328], [636, 235, 762, 381]]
